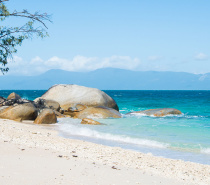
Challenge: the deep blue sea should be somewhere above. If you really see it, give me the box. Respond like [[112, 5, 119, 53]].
[[1, 90, 210, 165]]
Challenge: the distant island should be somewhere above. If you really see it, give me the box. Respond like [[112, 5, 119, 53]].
[[0, 68, 210, 90]]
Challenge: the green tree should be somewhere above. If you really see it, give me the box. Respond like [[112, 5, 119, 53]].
[[0, 0, 51, 73]]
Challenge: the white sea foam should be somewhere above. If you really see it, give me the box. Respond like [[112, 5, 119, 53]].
[[125, 112, 182, 118], [57, 118, 168, 149], [200, 148, 210, 155], [125, 112, 201, 119], [125, 113, 147, 118]]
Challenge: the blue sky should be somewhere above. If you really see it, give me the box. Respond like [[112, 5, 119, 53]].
[[3, 0, 210, 75]]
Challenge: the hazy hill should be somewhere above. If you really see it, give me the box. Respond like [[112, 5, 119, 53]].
[[0, 68, 210, 90]]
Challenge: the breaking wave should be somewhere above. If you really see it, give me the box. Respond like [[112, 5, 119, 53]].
[[200, 148, 210, 155], [57, 118, 168, 149]]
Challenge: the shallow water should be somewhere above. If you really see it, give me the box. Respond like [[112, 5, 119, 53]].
[[1, 90, 210, 165]]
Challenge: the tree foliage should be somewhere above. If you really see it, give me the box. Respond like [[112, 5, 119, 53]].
[[0, 0, 51, 73]]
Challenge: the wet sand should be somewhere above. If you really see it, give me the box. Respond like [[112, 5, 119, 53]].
[[0, 119, 210, 185]]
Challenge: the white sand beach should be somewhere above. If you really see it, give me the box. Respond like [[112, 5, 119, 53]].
[[0, 119, 210, 185]]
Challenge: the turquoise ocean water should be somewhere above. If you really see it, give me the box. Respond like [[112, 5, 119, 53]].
[[1, 90, 210, 165]]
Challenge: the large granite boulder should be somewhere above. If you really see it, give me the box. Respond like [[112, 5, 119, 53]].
[[127, 108, 182, 117], [38, 84, 119, 111], [34, 98, 60, 111], [0, 103, 37, 120], [75, 106, 121, 119], [34, 109, 57, 124], [81, 118, 101, 125]]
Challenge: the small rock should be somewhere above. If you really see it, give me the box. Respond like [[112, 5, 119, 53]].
[[34, 109, 57, 124], [68, 104, 87, 112], [7, 92, 21, 100], [14, 118, 22, 122], [81, 118, 101, 125]]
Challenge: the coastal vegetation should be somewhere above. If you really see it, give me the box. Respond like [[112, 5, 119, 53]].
[[0, 0, 51, 73]]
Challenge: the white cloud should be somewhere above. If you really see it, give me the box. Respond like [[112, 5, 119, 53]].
[[3, 54, 210, 75], [6, 55, 141, 76], [148, 56, 162, 61], [30, 56, 43, 64], [195, 53, 208, 60]]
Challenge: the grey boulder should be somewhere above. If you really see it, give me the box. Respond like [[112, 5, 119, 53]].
[[38, 84, 119, 111]]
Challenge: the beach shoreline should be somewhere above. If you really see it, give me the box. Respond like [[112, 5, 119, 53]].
[[0, 119, 210, 185]]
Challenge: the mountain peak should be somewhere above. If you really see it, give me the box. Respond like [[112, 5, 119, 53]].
[[0, 69, 209, 90]]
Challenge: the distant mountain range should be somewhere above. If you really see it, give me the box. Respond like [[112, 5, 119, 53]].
[[0, 68, 210, 90]]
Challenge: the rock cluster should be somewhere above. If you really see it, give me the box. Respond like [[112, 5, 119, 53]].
[[0, 85, 122, 125], [0, 85, 182, 125], [0, 93, 30, 107]]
